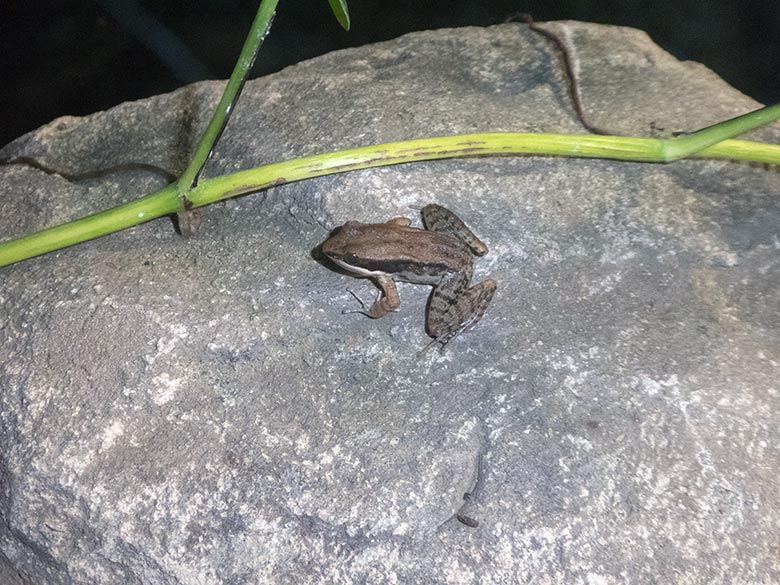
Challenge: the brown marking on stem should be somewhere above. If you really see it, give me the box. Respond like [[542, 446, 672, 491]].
[[310, 157, 395, 172], [223, 182, 279, 198], [409, 147, 490, 157]]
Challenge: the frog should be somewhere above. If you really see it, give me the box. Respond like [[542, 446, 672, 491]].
[[321, 204, 497, 348]]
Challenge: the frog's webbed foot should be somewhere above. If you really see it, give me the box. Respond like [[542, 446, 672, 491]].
[[421, 204, 489, 256], [343, 276, 400, 319], [426, 274, 497, 347]]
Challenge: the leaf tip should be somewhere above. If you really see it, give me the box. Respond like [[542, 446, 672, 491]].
[[327, 0, 350, 31]]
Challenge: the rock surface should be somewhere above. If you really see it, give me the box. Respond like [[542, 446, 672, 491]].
[[1, 21, 779, 585]]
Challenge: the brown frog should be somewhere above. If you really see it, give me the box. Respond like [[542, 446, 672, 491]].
[[322, 204, 497, 347]]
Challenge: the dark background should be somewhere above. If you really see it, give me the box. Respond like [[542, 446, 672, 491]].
[[2, 0, 779, 147]]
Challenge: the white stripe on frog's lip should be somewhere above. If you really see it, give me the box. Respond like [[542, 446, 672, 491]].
[[330, 258, 386, 277]]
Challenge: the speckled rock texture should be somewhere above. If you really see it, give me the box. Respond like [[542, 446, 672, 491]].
[[1, 21, 779, 585]]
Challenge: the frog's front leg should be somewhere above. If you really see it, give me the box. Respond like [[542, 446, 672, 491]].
[[362, 275, 401, 319], [427, 271, 497, 346]]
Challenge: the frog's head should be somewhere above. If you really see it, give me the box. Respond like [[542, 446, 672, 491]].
[[321, 221, 367, 268]]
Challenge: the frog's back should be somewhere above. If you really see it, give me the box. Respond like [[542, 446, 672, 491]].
[[368, 224, 473, 284], [323, 221, 474, 285]]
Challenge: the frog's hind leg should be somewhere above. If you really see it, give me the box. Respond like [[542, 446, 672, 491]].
[[421, 204, 488, 256], [427, 272, 497, 347]]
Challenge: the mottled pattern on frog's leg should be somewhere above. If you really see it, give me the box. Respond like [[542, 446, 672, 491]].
[[365, 275, 402, 318], [385, 217, 412, 226], [427, 271, 497, 345], [421, 204, 489, 256]]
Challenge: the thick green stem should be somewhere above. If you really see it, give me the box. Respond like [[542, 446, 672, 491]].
[[184, 133, 780, 208], [177, 0, 278, 191], [2, 103, 780, 268]]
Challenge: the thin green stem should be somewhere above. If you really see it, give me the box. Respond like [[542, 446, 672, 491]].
[[663, 103, 780, 160], [177, 0, 278, 191]]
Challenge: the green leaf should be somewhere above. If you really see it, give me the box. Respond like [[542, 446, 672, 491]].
[[327, 0, 350, 30]]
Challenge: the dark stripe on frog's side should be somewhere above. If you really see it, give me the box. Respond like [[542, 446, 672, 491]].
[[352, 258, 457, 280]]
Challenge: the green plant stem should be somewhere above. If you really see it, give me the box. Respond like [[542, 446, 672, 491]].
[[178, 0, 278, 191], [0, 184, 180, 268], [187, 133, 780, 209], [2, 104, 780, 268], [662, 103, 780, 159]]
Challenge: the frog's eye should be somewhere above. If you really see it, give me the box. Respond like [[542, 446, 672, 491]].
[[344, 252, 359, 264]]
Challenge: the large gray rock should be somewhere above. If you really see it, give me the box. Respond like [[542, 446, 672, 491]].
[[1, 21, 779, 584]]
